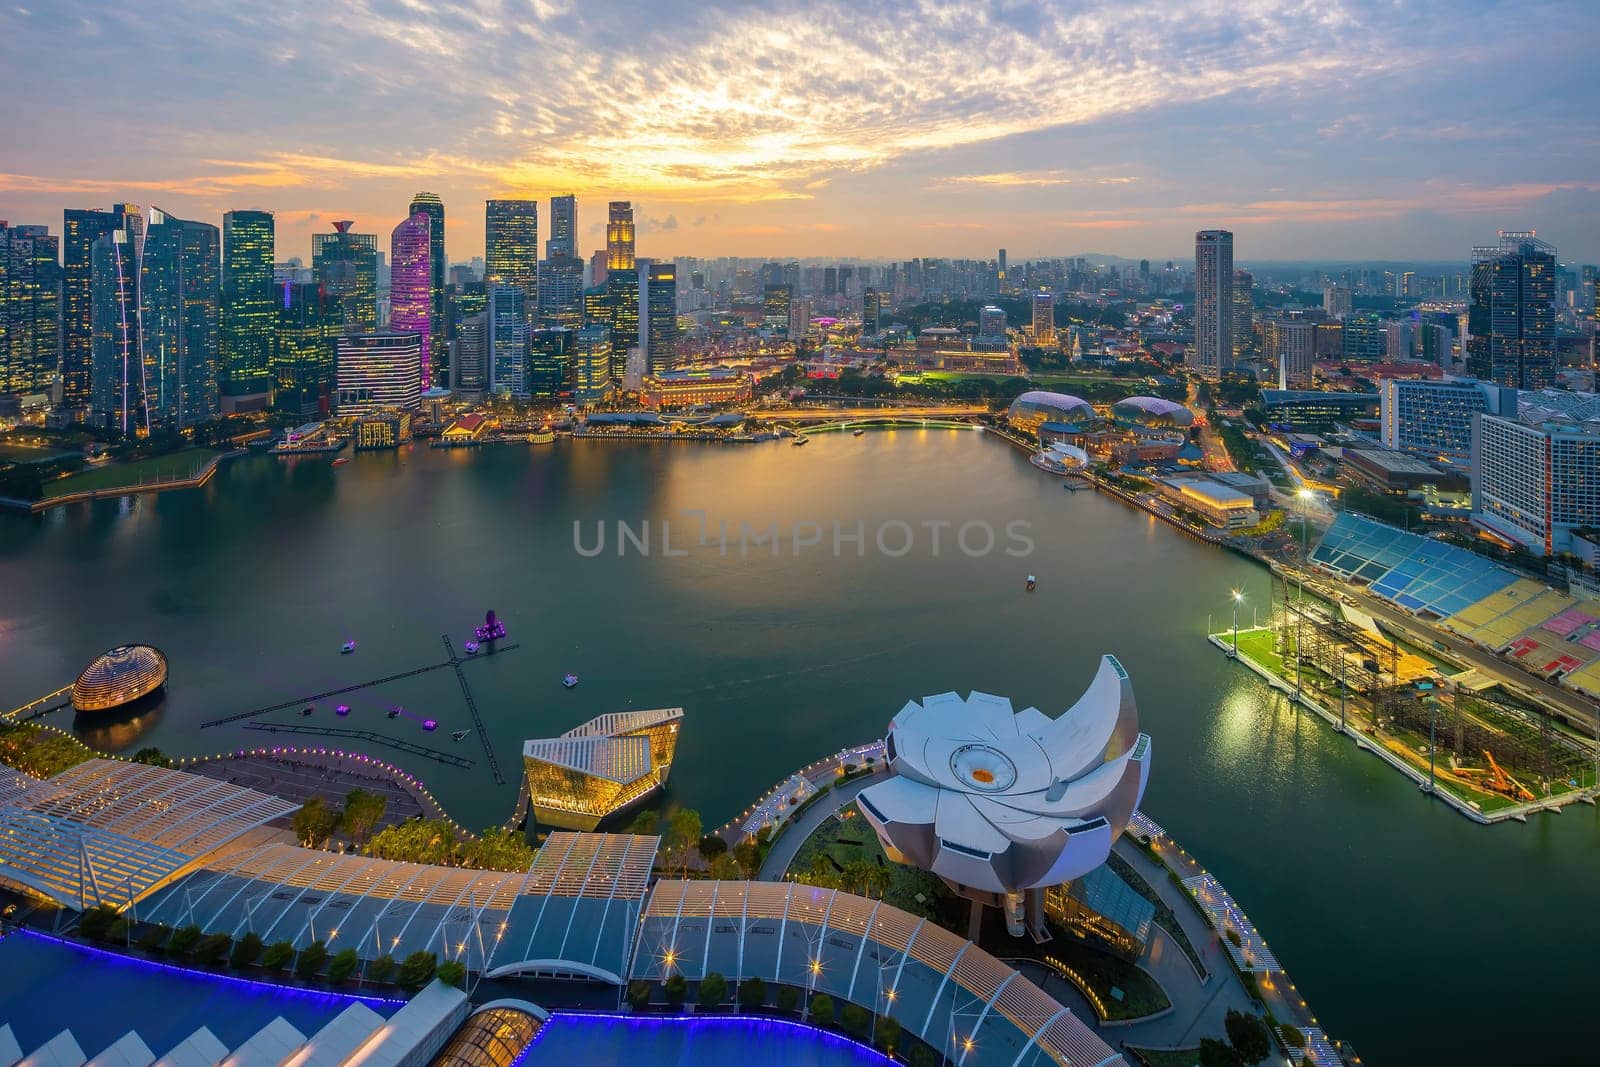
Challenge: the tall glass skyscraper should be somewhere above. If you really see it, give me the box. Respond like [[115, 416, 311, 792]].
[[88, 207, 146, 433], [547, 194, 576, 259], [606, 271, 638, 383], [390, 212, 433, 389], [221, 209, 275, 405], [313, 222, 378, 333], [606, 202, 635, 272], [0, 221, 62, 395], [139, 208, 220, 431], [1190, 229, 1234, 380], [487, 284, 530, 398], [538, 255, 584, 331], [1468, 231, 1556, 389], [643, 262, 678, 376], [485, 199, 538, 318], [63, 205, 137, 412], [408, 192, 446, 382], [273, 280, 336, 418], [529, 327, 572, 398], [573, 324, 612, 405]]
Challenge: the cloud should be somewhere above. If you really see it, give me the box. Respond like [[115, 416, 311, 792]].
[[938, 171, 1141, 189]]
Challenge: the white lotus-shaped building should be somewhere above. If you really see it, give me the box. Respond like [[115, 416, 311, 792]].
[[856, 655, 1150, 938]]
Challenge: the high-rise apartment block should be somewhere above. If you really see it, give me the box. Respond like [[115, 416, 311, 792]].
[[1191, 230, 1233, 379]]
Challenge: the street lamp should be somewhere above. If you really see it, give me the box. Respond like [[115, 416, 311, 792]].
[[1230, 589, 1245, 659]]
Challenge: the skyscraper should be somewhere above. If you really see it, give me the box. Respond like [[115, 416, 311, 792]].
[[606, 202, 635, 273], [606, 270, 638, 383], [139, 208, 220, 431], [539, 255, 584, 331], [589, 249, 609, 289], [485, 199, 538, 318], [1232, 269, 1254, 363], [452, 312, 488, 397], [0, 221, 62, 396], [87, 207, 146, 432], [1468, 231, 1556, 389], [312, 222, 378, 333], [762, 285, 791, 332], [336, 332, 422, 415], [529, 327, 572, 398], [862, 288, 883, 334], [408, 192, 446, 382], [221, 210, 275, 406], [487, 284, 530, 398], [1031, 290, 1055, 347], [272, 280, 336, 419], [63, 205, 136, 412], [572, 324, 612, 405], [1191, 230, 1234, 380], [390, 212, 433, 389], [547, 194, 576, 259], [1268, 317, 1315, 389], [642, 262, 678, 376]]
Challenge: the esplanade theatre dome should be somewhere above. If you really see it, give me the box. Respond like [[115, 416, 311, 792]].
[[1005, 390, 1095, 435], [1112, 396, 1195, 430], [72, 645, 169, 713]]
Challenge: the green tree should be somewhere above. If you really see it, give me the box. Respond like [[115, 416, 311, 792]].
[[709, 853, 743, 880], [877, 1015, 902, 1053], [665, 808, 703, 872], [136, 923, 171, 954], [697, 834, 728, 862], [1278, 1023, 1305, 1049], [627, 980, 652, 1011], [733, 840, 760, 877], [737, 975, 766, 1011], [368, 955, 398, 984], [437, 959, 467, 988], [459, 827, 537, 871], [131, 747, 173, 767], [296, 940, 329, 978], [695, 972, 727, 1011], [261, 941, 295, 972], [78, 904, 119, 941], [231, 932, 264, 969], [364, 819, 459, 865], [397, 950, 438, 991], [328, 948, 360, 983], [1224, 1009, 1271, 1065], [106, 917, 130, 943], [626, 808, 660, 835], [293, 796, 341, 848], [340, 788, 388, 845], [906, 1045, 938, 1067], [168, 925, 203, 956], [775, 984, 800, 1014], [805, 852, 838, 888], [840, 1003, 871, 1037], [663, 972, 689, 1008], [194, 933, 232, 966], [1199, 1037, 1243, 1067], [809, 994, 835, 1027]]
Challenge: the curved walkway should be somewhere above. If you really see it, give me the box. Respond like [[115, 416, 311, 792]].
[[756, 775, 880, 881]]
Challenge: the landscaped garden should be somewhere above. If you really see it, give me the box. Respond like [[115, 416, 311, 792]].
[[42, 448, 219, 499]]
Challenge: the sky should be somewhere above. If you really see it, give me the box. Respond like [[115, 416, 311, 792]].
[[2, 0, 1598, 266]]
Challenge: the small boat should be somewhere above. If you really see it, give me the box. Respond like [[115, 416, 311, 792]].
[[421, 719, 438, 732], [451, 729, 471, 742], [332, 457, 350, 467], [335, 704, 351, 716], [563, 673, 579, 689], [302, 704, 316, 716], [1026, 575, 1037, 591], [792, 437, 809, 447], [341, 641, 356, 654], [463, 640, 479, 655], [387, 706, 402, 720], [852, 428, 865, 437]]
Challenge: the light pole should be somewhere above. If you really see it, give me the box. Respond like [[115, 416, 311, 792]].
[[1294, 488, 1315, 702], [1230, 589, 1244, 659]]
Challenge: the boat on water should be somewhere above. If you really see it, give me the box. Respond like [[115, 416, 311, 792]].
[[335, 704, 351, 716], [792, 437, 809, 447], [341, 640, 356, 654], [332, 457, 350, 467], [1026, 575, 1037, 591], [474, 609, 508, 642], [563, 673, 579, 688], [451, 729, 471, 742], [301, 704, 316, 716], [463, 640, 479, 655], [386, 706, 402, 719], [422, 719, 438, 732], [852, 428, 865, 437]]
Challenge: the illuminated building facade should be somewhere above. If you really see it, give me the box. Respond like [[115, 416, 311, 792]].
[[1473, 393, 1600, 557], [529, 326, 572, 398], [63, 205, 137, 414], [1030, 290, 1055, 347], [0, 221, 62, 395], [1379, 377, 1514, 463], [639, 368, 751, 409], [643, 262, 678, 376], [605, 201, 635, 272], [521, 707, 682, 830], [1232, 269, 1255, 362], [488, 284, 530, 399], [452, 311, 488, 396], [336, 331, 422, 415], [272, 280, 336, 419], [1191, 229, 1233, 380], [1468, 231, 1556, 389], [356, 409, 412, 449], [762, 284, 790, 331], [861, 287, 883, 333], [408, 192, 446, 381], [538, 254, 584, 330], [220, 209, 275, 405], [1269, 316, 1315, 389], [390, 212, 433, 389], [311, 221, 378, 333], [572, 324, 612, 405], [606, 271, 638, 382], [1005, 390, 1093, 437], [485, 199, 538, 319], [547, 193, 576, 258]]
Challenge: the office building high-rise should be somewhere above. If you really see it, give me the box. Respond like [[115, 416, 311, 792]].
[[87, 208, 145, 432], [789, 296, 812, 344], [606, 270, 638, 383], [538, 254, 584, 331], [408, 192, 446, 381], [313, 221, 378, 333], [63, 205, 137, 412], [1380, 377, 1515, 464], [978, 305, 1007, 344], [573, 324, 612, 405], [762, 285, 791, 332], [1343, 315, 1384, 362], [487, 284, 531, 398], [1468, 231, 1556, 389], [139, 208, 221, 431], [485, 199, 538, 318], [1232, 269, 1254, 363], [0, 221, 62, 396], [529, 327, 572, 399], [1268, 317, 1316, 389], [606, 202, 635, 273], [1191, 230, 1234, 380], [1473, 392, 1600, 557], [220, 210, 275, 405], [1323, 285, 1353, 319], [390, 212, 433, 389], [452, 311, 488, 397], [272, 280, 336, 419], [1384, 320, 1414, 362], [336, 331, 422, 415], [547, 195, 576, 259], [642, 262, 678, 376], [862, 288, 883, 334], [589, 249, 608, 289], [1031, 290, 1056, 347]]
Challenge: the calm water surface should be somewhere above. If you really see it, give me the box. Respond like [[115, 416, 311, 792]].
[[2, 431, 1595, 1065]]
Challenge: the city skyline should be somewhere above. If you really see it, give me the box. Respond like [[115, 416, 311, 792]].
[[1, 1, 1597, 262]]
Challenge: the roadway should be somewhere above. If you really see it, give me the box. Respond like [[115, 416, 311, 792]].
[[748, 404, 993, 423]]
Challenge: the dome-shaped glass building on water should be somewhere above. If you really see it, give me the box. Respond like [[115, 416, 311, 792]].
[[1005, 390, 1096, 437], [72, 645, 169, 713]]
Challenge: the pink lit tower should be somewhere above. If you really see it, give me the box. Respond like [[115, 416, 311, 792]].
[[390, 212, 433, 387]]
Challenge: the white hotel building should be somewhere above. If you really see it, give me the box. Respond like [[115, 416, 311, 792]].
[[1472, 391, 1600, 558], [335, 331, 423, 416]]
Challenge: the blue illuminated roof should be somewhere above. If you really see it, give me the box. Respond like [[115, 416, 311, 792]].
[[1310, 513, 1516, 618]]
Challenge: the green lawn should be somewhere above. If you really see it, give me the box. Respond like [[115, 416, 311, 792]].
[[791, 811, 955, 922], [43, 448, 219, 499], [1034, 932, 1171, 1021], [0, 441, 71, 462]]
